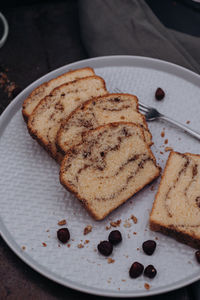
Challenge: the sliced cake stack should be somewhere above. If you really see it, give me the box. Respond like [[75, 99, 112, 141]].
[[26, 72, 107, 162], [23, 67, 161, 220]]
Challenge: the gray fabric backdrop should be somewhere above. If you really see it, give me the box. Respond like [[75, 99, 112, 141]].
[[78, 0, 200, 73]]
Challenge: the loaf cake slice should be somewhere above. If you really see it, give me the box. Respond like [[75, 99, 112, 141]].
[[150, 151, 200, 249], [57, 93, 152, 155], [22, 67, 95, 122], [28, 76, 107, 162], [60, 122, 160, 220]]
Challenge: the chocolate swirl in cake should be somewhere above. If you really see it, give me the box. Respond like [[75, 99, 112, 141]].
[[150, 151, 200, 248], [56, 94, 152, 157], [60, 123, 160, 220]]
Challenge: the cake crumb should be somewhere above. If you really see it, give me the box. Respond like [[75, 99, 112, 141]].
[[128, 233, 130, 238], [186, 120, 190, 124], [110, 220, 121, 227], [84, 225, 92, 235], [42, 243, 47, 247], [106, 225, 111, 230], [144, 283, 150, 290], [165, 146, 173, 152], [123, 221, 131, 228], [161, 131, 165, 138], [118, 288, 120, 291], [121, 279, 126, 282], [67, 244, 71, 248], [77, 243, 84, 249], [107, 280, 111, 284], [133, 232, 137, 235], [155, 237, 158, 240], [137, 247, 140, 251], [46, 229, 49, 232], [130, 214, 138, 224], [107, 258, 115, 264], [58, 219, 66, 226], [58, 244, 61, 248], [21, 246, 26, 251], [164, 139, 168, 144], [160, 151, 164, 155], [84, 240, 90, 244]]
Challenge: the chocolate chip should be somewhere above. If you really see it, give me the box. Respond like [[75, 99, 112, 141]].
[[100, 152, 105, 157], [195, 250, 200, 263], [108, 230, 122, 245], [57, 228, 70, 244], [142, 240, 156, 255], [155, 88, 165, 100], [144, 265, 157, 279], [97, 241, 113, 256], [129, 262, 144, 278]]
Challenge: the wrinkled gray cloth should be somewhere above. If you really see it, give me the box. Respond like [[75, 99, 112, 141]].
[[78, 0, 200, 74]]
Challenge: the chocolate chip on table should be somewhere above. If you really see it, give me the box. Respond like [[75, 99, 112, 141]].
[[97, 241, 113, 256], [108, 230, 122, 245], [195, 250, 200, 263], [57, 228, 70, 244], [129, 262, 144, 278], [155, 87, 165, 100], [142, 240, 156, 255], [144, 265, 157, 279]]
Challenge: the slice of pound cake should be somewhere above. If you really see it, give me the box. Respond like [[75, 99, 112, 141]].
[[56, 93, 152, 155], [22, 67, 95, 122], [28, 76, 107, 162], [150, 151, 200, 248], [60, 123, 160, 220]]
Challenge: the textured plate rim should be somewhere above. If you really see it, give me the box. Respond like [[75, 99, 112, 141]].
[[0, 55, 200, 298]]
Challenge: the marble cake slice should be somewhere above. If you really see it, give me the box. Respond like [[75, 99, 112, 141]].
[[22, 67, 95, 122], [60, 122, 160, 220], [150, 151, 200, 249], [56, 93, 152, 155], [28, 76, 107, 163]]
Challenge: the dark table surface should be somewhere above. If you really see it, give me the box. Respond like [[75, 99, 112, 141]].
[[0, 1, 199, 299]]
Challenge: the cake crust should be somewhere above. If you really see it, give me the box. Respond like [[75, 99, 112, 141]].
[[22, 67, 95, 122]]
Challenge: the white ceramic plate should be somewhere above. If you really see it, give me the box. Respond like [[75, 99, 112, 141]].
[[0, 56, 200, 298]]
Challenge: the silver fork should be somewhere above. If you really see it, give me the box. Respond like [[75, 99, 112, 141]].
[[114, 88, 200, 141]]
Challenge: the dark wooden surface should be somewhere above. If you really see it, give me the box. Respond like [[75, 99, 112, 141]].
[[0, 1, 198, 299]]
